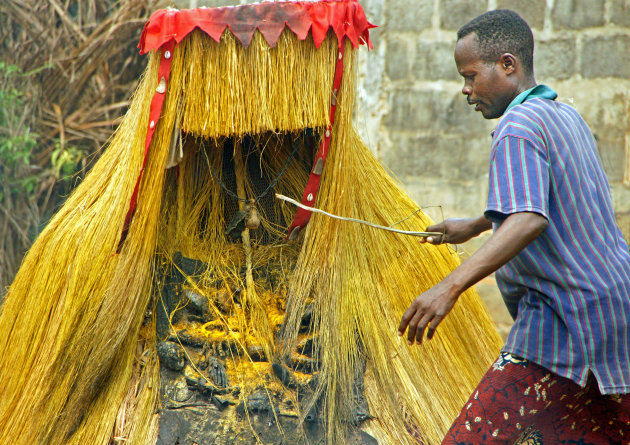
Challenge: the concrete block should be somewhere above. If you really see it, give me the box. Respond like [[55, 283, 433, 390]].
[[612, 183, 630, 242], [383, 132, 490, 182], [581, 35, 630, 78], [562, 86, 630, 138], [610, 0, 630, 27], [439, 0, 488, 31], [534, 38, 576, 81], [384, 0, 433, 33], [475, 275, 513, 340], [385, 38, 411, 81], [383, 134, 444, 178], [461, 137, 494, 180], [384, 89, 451, 131], [400, 176, 489, 223], [452, 136, 489, 181], [596, 92, 630, 135], [359, 0, 384, 44], [367, 26, 384, 50], [596, 139, 626, 182], [359, 0, 385, 24], [384, 89, 493, 135], [612, 182, 630, 242], [182, 0, 242, 7], [496, 0, 546, 29], [413, 40, 460, 81], [551, 0, 605, 29], [615, 209, 630, 247], [611, 184, 630, 213]]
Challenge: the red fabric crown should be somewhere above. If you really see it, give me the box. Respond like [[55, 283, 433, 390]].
[[138, 0, 375, 52]]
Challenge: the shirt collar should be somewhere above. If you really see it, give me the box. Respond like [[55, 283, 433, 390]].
[[491, 84, 558, 137], [504, 84, 558, 114]]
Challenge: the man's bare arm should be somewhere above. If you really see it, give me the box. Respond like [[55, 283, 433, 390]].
[[399, 211, 548, 345]]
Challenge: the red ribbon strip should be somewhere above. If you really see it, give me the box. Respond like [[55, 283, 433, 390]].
[[117, 39, 175, 251], [286, 42, 345, 240]]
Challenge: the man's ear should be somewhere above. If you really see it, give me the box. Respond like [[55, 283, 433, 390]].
[[500, 53, 517, 75]]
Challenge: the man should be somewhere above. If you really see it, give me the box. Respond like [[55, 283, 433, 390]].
[[397, 9, 630, 444]]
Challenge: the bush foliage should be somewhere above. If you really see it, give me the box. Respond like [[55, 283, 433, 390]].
[[0, 0, 156, 292]]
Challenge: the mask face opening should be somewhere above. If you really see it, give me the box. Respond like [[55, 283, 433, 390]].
[[162, 129, 319, 248]]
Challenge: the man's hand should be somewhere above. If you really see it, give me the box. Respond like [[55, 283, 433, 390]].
[[397, 282, 459, 345], [422, 216, 491, 245]]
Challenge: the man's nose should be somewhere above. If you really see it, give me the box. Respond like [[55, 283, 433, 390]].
[[462, 85, 472, 95]]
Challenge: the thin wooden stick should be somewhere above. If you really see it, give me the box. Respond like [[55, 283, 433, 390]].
[[275, 193, 443, 237]]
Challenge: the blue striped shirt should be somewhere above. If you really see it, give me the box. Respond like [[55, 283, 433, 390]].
[[485, 85, 630, 394]]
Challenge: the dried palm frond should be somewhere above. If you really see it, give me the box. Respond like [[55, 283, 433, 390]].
[[0, 0, 155, 291]]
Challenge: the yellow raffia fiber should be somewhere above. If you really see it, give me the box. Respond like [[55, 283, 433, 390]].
[[282, 40, 503, 444], [162, 30, 501, 444], [0, 26, 501, 445], [0, 51, 169, 444], [109, 320, 161, 445], [156, 29, 333, 361], [178, 30, 335, 139]]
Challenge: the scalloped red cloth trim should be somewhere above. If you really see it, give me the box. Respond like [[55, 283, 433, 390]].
[[138, 0, 375, 53]]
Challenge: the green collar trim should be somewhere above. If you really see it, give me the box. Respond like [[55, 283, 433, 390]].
[[505, 84, 558, 114]]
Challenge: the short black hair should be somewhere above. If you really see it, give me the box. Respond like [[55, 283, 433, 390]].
[[457, 9, 534, 73]]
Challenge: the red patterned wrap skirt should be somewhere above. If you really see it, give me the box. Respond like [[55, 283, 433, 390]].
[[441, 352, 630, 444]]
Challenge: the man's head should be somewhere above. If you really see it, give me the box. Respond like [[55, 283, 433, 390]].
[[454, 10, 535, 119]]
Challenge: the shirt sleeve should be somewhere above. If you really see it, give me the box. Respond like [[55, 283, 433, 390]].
[[485, 135, 550, 222]]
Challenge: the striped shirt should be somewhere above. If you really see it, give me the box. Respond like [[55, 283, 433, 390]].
[[485, 85, 630, 394]]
